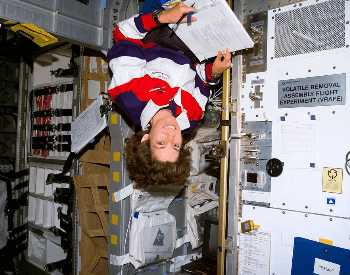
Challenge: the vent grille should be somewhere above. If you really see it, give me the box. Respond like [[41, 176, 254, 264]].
[[274, 0, 345, 58]]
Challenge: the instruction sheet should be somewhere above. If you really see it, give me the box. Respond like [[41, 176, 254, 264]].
[[71, 95, 107, 153], [238, 232, 271, 275]]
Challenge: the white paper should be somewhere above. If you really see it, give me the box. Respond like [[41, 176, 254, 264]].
[[238, 233, 271, 275], [71, 95, 107, 153], [172, 0, 254, 61], [242, 190, 271, 204], [314, 258, 340, 275], [279, 114, 318, 169]]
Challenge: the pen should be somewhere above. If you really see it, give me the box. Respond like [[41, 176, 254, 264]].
[[171, 4, 195, 35]]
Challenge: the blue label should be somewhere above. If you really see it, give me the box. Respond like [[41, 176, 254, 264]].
[[327, 198, 335, 205]]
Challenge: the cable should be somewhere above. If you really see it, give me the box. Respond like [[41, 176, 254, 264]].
[[346, 151, 350, 176]]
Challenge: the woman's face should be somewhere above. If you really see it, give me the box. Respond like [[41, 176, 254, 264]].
[[142, 114, 182, 162]]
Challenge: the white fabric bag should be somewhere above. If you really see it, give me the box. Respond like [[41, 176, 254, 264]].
[[110, 184, 182, 269]]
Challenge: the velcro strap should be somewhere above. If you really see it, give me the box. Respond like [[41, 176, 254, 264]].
[[32, 143, 71, 152], [33, 108, 72, 118], [113, 184, 134, 202], [33, 83, 73, 96], [32, 135, 71, 143], [33, 123, 71, 132]]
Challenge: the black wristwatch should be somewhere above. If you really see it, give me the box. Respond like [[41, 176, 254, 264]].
[[152, 9, 164, 25]]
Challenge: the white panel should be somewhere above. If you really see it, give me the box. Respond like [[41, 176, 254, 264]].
[[32, 53, 53, 88], [240, 205, 350, 275], [241, 0, 350, 218], [29, 166, 37, 193], [44, 168, 53, 197], [35, 198, 44, 226], [28, 195, 36, 222], [35, 167, 45, 195], [43, 200, 52, 228]]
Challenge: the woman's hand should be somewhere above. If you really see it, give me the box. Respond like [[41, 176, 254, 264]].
[[212, 48, 232, 75], [158, 2, 197, 24]]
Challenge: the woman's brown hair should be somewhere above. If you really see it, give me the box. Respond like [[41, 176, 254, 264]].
[[124, 130, 191, 189]]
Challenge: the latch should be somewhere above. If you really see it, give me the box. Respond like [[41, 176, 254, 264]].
[[229, 99, 237, 115], [225, 236, 233, 254], [249, 85, 263, 108]]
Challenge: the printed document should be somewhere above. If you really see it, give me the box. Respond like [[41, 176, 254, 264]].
[[169, 0, 254, 61], [71, 96, 107, 153]]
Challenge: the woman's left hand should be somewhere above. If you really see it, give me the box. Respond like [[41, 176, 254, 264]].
[[212, 48, 232, 75]]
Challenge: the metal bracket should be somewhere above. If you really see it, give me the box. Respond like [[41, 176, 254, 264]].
[[229, 100, 237, 114], [225, 236, 233, 254]]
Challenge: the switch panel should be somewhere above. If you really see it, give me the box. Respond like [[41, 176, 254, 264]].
[[240, 121, 272, 205]]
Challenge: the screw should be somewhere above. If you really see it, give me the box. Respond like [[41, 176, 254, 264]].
[[330, 218, 333, 221], [282, 203, 285, 206], [308, 69, 311, 72], [282, 211, 285, 214], [330, 209, 333, 212], [305, 214, 308, 217], [256, 163, 260, 166], [305, 206, 308, 209]]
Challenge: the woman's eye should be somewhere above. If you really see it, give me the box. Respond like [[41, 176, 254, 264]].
[[173, 144, 179, 147], [157, 141, 163, 145]]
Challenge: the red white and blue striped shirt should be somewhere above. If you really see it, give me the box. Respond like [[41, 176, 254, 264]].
[[107, 13, 219, 133]]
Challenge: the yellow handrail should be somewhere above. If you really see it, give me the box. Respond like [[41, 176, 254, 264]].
[[217, 65, 231, 275]]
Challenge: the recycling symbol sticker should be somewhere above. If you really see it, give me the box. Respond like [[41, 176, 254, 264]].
[[322, 167, 343, 194], [328, 169, 338, 179]]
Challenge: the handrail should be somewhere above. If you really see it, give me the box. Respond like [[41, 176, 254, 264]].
[[217, 65, 231, 274]]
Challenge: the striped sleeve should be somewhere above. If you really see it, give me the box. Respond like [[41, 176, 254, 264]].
[[113, 13, 159, 42], [195, 62, 220, 86]]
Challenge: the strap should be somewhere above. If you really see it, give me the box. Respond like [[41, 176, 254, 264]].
[[33, 83, 73, 97], [113, 184, 134, 202], [110, 253, 136, 267], [32, 108, 72, 118], [32, 143, 71, 152], [32, 135, 71, 144], [175, 234, 190, 249], [46, 152, 76, 184], [33, 123, 71, 132]]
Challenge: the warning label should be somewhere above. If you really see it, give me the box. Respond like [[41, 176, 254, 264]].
[[322, 167, 343, 194], [278, 74, 346, 108]]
